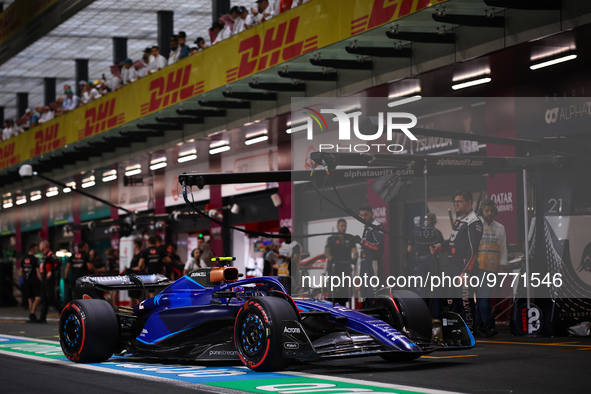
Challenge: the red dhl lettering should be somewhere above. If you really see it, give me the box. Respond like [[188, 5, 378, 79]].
[[141, 64, 204, 115], [232, 16, 314, 81], [30, 124, 66, 157], [0, 142, 15, 160], [78, 98, 125, 139], [351, 0, 440, 36], [0, 142, 19, 170]]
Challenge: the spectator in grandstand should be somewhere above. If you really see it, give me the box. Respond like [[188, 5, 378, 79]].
[[133, 60, 148, 80], [2, 119, 15, 141], [189, 47, 199, 55], [51, 100, 63, 117], [30, 106, 41, 127], [38, 105, 54, 123], [142, 47, 151, 67], [148, 46, 167, 74], [213, 14, 234, 44], [62, 89, 80, 112], [208, 21, 223, 45], [168, 34, 180, 65], [252, 0, 275, 24], [15, 116, 27, 134], [233, 6, 250, 35], [194, 36, 207, 51], [121, 58, 137, 84], [178, 31, 190, 60], [80, 81, 101, 104], [109, 63, 122, 91]]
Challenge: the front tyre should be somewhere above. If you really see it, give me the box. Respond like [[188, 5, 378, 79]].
[[234, 296, 298, 372], [59, 299, 119, 363]]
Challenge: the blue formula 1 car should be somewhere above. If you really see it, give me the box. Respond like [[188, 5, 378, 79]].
[[59, 265, 475, 371]]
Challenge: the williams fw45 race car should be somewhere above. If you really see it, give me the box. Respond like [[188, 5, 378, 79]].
[[59, 264, 475, 371]]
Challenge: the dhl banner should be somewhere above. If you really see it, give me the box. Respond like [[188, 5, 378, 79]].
[[0, 0, 443, 172], [0, 0, 57, 44]]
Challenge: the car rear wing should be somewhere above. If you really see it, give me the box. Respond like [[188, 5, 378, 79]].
[[73, 274, 171, 299]]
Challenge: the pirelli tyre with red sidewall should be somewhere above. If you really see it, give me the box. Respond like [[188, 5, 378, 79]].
[[234, 296, 298, 372], [59, 299, 119, 363]]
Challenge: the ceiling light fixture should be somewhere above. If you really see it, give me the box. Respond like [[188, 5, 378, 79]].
[[81, 175, 95, 188], [102, 170, 117, 182], [388, 95, 422, 107], [530, 53, 577, 70], [16, 196, 27, 205], [451, 77, 492, 91], [150, 161, 168, 170], [125, 164, 142, 176], [209, 140, 230, 155], [30, 191, 42, 201], [63, 181, 76, 193], [245, 130, 269, 145], [178, 149, 197, 163], [46, 187, 59, 197]]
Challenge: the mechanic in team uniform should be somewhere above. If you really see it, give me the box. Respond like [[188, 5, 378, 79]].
[[358, 203, 385, 304], [39, 240, 62, 323], [408, 212, 444, 318], [65, 242, 95, 301], [276, 227, 301, 294], [166, 244, 183, 280], [431, 191, 483, 318], [325, 219, 358, 305], [139, 236, 171, 295], [21, 243, 42, 323], [128, 239, 144, 306]]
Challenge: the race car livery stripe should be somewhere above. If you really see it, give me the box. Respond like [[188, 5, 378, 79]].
[[184, 275, 206, 288], [136, 326, 194, 345]]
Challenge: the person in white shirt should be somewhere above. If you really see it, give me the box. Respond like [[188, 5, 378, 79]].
[[233, 6, 250, 35], [148, 46, 168, 74], [475, 199, 508, 338], [168, 35, 180, 65], [120, 58, 137, 84], [183, 249, 206, 275], [133, 60, 148, 81], [62, 90, 80, 112], [252, 0, 275, 24], [39, 106, 55, 123], [213, 14, 234, 45]]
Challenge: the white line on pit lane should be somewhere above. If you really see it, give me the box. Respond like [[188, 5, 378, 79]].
[[0, 334, 464, 394]]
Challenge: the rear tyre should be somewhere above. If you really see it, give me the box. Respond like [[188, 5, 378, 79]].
[[59, 299, 119, 363], [234, 296, 297, 372]]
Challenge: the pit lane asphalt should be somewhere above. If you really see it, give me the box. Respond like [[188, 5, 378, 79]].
[[1, 305, 589, 394]]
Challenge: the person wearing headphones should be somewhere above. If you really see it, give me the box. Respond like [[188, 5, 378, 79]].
[[475, 199, 507, 337]]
